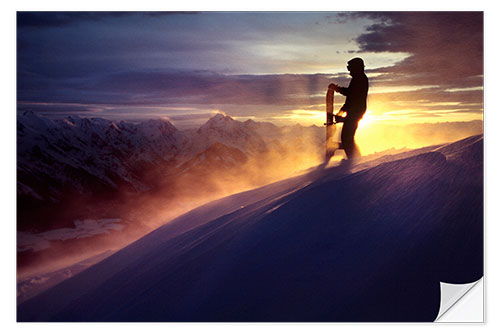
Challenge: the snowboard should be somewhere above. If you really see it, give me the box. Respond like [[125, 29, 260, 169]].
[[325, 86, 339, 161]]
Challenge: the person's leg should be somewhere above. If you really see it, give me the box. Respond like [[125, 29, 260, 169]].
[[341, 119, 359, 159]]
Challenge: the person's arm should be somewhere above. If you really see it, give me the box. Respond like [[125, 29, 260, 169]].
[[329, 83, 348, 96], [337, 86, 349, 96], [340, 76, 366, 97]]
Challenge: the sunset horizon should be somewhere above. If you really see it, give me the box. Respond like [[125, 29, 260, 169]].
[[18, 12, 483, 125]]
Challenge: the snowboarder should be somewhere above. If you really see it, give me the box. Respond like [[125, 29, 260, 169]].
[[329, 57, 369, 159]]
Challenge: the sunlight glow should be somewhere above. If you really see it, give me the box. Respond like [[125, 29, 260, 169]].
[[358, 110, 378, 129], [444, 86, 483, 93], [272, 109, 324, 126], [369, 85, 439, 94]]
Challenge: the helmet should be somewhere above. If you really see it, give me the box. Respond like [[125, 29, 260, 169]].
[[347, 58, 365, 72]]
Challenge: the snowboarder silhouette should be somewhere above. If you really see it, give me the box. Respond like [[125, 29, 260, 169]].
[[329, 57, 369, 159]]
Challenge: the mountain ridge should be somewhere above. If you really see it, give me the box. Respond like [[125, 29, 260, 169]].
[[17, 111, 323, 231]]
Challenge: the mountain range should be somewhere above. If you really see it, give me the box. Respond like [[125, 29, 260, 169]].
[[17, 112, 323, 230]]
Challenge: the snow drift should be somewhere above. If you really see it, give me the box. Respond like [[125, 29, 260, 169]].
[[17, 135, 483, 322]]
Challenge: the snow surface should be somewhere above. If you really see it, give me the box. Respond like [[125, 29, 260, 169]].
[[17, 135, 483, 322], [17, 250, 116, 305]]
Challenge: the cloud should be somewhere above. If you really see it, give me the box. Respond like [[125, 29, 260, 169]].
[[368, 86, 483, 116], [17, 12, 130, 28], [17, 12, 371, 78], [16, 12, 483, 124], [17, 12, 196, 28], [18, 70, 343, 108], [18, 66, 483, 124], [353, 12, 483, 89]]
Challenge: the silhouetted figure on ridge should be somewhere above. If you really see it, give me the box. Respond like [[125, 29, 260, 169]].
[[329, 57, 369, 159]]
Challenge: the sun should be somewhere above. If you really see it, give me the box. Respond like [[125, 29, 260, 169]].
[[358, 110, 377, 129]]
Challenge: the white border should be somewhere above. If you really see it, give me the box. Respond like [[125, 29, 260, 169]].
[[4, 1, 498, 331]]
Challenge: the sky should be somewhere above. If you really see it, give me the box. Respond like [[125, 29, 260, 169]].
[[17, 12, 483, 129]]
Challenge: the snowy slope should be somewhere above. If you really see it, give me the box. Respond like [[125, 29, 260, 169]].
[[17, 135, 483, 322], [17, 250, 115, 305]]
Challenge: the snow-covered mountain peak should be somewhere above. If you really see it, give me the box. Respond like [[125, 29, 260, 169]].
[[210, 113, 230, 121], [18, 111, 56, 131], [200, 113, 239, 130], [64, 115, 91, 128], [194, 113, 268, 155], [136, 118, 178, 138]]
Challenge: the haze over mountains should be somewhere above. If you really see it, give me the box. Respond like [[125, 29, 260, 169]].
[[17, 112, 324, 276], [18, 112, 321, 208]]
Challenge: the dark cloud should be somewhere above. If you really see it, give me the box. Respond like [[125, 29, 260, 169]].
[[167, 113, 213, 121], [17, 12, 131, 28], [354, 12, 483, 88], [18, 70, 342, 109], [144, 12, 199, 18], [16, 102, 105, 115], [17, 12, 197, 28]]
